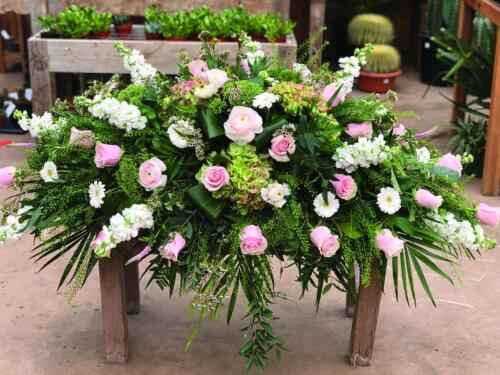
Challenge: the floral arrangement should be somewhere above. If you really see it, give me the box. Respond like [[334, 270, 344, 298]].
[[0, 36, 498, 370]]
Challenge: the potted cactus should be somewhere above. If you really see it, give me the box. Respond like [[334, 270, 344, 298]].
[[113, 14, 132, 36], [348, 13, 394, 46], [357, 44, 401, 93]]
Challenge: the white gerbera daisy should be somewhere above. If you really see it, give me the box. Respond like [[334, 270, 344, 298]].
[[415, 147, 430, 164], [40, 161, 58, 182], [377, 187, 401, 214], [89, 181, 106, 208], [313, 192, 340, 218], [252, 92, 280, 109]]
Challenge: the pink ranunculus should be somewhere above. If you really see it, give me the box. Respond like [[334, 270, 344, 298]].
[[240, 225, 268, 256], [94, 142, 122, 168], [322, 83, 344, 107], [415, 188, 443, 210], [90, 230, 108, 250], [437, 153, 462, 176], [268, 134, 296, 162], [224, 106, 263, 145], [477, 203, 500, 227], [159, 232, 186, 261], [375, 229, 405, 259], [183, 80, 196, 92], [310, 226, 340, 258], [201, 166, 230, 192], [392, 123, 406, 137], [187, 60, 208, 77], [330, 174, 357, 200], [0, 166, 16, 187], [139, 157, 167, 191], [346, 122, 373, 138], [203, 69, 229, 89], [69, 127, 95, 149]]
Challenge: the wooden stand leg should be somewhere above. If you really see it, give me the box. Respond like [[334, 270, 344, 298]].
[[124, 261, 140, 314], [348, 265, 382, 367], [28, 38, 54, 114], [99, 252, 129, 363], [345, 292, 355, 318]]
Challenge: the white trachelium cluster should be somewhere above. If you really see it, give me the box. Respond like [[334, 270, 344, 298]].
[[89, 97, 147, 132], [0, 206, 32, 244], [92, 204, 154, 258], [426, 211, 487, 251], [415, 147, 431, 164], [17, 111, 60, 139], [244, 41, 265, 65], [332, 134, 391, 173], [122, 49, 157, 84], [332, 46, 370, 100]]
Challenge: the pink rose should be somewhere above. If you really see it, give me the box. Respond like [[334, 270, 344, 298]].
[[201, 166, 230, 192], [187, 60, 208, 77], [477, 203, 500, 227], [346, 122, 373, 138], [183, 80, 196, 92], [0, 166, 16, 187], [94, 142, 122, 168], [391, 123, 406, 137], [415, 188, 442, 210], [322, 83, 344, 107], [240, 225, 268, 256], [330, 174, 357, 200], [269, 134, 296, 162], [375, 229, 405, 259], [310, 226, 340, 258], [437, 153, 462, 176], [91, 230, 108, 250], [224, 106, 263, 145], [203, 69, 229, 89], [139, 157, 167, 191], [69, 127, 95, 149], [159, 232, 186, 261]]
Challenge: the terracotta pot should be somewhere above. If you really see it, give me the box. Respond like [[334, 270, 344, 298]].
[[207, 37, 228, 42], [92, 31, 111, 40], [145, 33, 162, 40], [166, 37, 187, 41], [274, 36, 286, 43], [357, 70, 402, 93], [115, 23, 132, 35], [251, 35, 267, 42]]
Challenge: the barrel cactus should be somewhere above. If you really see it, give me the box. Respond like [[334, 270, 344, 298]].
[[348, 13, 394, 45], [363, 44, 401, 73]]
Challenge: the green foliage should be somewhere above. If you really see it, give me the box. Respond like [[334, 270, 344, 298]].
[[90, 11, 112, 33], [348, 13, 394, 45], [117, 84, 146, 106], [112, 14, 131, 26], [222, 81, 264, 107], [363, 44, 400, 73], [425, 0, 460, 36], [55, 5, 93, 38]]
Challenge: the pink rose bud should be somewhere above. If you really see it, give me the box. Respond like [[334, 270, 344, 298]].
[[203, 69, 229, 89], [322, 83, 344, 107], [0, 166, 16, 187], [415, 128, 435, 139], [375, 229, 405, 259], [94, 142, 122, 168], [69, 127, 95, 149], [310, 226, 340, 258], [187, 59, 208, 77], [330, 174, 357, 200], [159, 232, 186, 261], [91, 230, 108, 250], [392, 123, 406, 137], [201, 166, 230, 192], [139, 157, 168, 191], [268, 134, 296, 162], [224, 106, 263, 145], [477, 203, 500, 227], [126, 245, 152, 265], [346, 122, 373, 138], [414, 188, 443, 210], [437, 153, 462, 176], [240, 225, 268, 256]]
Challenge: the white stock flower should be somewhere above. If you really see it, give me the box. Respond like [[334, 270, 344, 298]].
[[261, 183, 290, 208], [40, 161, 58, 182], [89, 97, 147, 132], [123, 49, 157, 84], [332, 134, 390, 173], [253, 92, 280, 109], [416, 147, 431, 164], [89, 181, 106, 208], [313, 192, 340, 218], [377, 187, 401, 214], [18, 111, 59, 138], [0, 206, 32, 244]]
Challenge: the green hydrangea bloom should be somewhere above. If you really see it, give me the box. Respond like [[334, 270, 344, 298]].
[[117, 84, 145, 106], [222, 81, 264, 107]]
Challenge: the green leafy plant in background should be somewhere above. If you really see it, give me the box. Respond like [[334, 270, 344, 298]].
[[90, 12, 112, 33], [219, 6, 250, 38], [56, 5, 93, 38], [348, 13, 394, 45], [424, 0, 460, 37], [112, 14, 131, 26], [160, 11, 195, 39], [144, 5, 163, 35], [363, 44, 400, 73]]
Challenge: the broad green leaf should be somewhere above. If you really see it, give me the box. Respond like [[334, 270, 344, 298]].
[[254, 117, 288, 149], [339, 221, 363, 239], [431, 166, 460, 180], [199, 108, 225, 138], [187, 184, 226, 220], [390, 168, 401, 192]]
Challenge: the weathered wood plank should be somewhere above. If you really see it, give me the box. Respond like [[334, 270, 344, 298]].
[[348, 265, 382, 366], [482, 27, 500, 196], [0, 0, 31, 15], [28, 38, 54, 114], [309, 0, 326, 69], [123, 241, 143, 315], [99, 251, 129, 363]]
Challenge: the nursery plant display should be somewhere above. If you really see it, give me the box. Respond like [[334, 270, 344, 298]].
[[0, 36, 497, 371], [112, 14, 132, 36]]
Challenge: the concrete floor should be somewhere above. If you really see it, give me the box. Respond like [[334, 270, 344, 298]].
[[1, 68, 499, 375]]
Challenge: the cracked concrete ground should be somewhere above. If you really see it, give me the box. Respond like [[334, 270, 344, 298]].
[[0, 68, 499, 375]]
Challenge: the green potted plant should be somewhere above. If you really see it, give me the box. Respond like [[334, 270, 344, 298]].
[[262, 13, 295, 42], [220, 6, 250, 41], [38, 14, 60, 38], [348, 13, 394, 45], [249, 14, 268, 42], [113, 14, 132, 36], [144, 5, 163, 40], [160, 11, 194, 41], [357, 44, 401, 92], [90, 12, 112, 39], [190, 6, 213, 40], [57, 5, 92, 39]]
